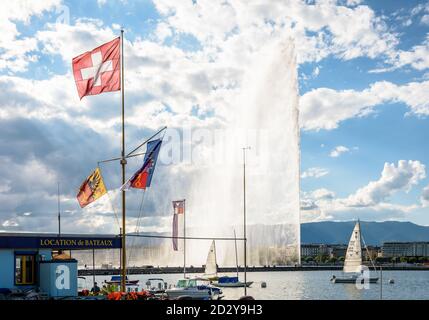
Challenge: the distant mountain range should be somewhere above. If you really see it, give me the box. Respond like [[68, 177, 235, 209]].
[[301, 221, 429, 246], [124, 221, 429, 248]]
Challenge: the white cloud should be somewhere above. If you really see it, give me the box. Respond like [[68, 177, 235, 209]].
[[301, 167, 329, 179], [421, 15, 429, 25], [343, 160, 426, 207], [329, 145, 350, 157], [300, 80, 429, 131], [155, 0, 398, 64], [421, 184, 429, 206], [97, 0, 107, 7], [0, 1, 61, 72], [370, 33, 429, 72], [301, 160, 426, 222]]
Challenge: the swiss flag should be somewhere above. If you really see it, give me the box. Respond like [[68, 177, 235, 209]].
[[72, 37, 120, 99]]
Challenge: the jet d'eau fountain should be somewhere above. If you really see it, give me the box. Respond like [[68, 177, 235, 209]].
[[122, 39, 301, 268]]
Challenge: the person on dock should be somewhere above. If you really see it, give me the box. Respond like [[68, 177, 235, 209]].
[[91, 282, 101, 295]]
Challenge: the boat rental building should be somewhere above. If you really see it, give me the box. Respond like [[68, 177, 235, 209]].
[[0, 232, 121, 298]]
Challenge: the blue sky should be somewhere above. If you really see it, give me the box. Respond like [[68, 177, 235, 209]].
[[1, 0, 429, 234]]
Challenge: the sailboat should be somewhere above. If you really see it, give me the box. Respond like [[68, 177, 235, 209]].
[[204, 240, 219, 281], [331, 221, 379, 284], [213, 231, 253, 288]]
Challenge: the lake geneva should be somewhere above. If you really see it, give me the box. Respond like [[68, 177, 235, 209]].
[[90, 270, 429, 300]]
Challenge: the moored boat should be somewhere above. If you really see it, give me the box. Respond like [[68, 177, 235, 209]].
[[203, 240, 219, 281], [145, 278, 167, 294], [165, 278, 222, 300], [331, 221, 379, 284], [105, 275, 139, 286], [214, 276, 253, 288]]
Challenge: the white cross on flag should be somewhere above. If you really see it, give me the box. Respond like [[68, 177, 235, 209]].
[[72, 37, 120, 99]]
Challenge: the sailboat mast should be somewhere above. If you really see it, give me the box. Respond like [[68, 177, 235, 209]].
[[120, 29, 127, 293]]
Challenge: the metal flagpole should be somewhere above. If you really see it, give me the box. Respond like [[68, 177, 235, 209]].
[[242, 146, 250, 296], [92, 247, 96, 290], [234, 229, 239, 279], [183, 199, 186, 278], [57, 182, 61, 238], [120, 29, 127, 293]]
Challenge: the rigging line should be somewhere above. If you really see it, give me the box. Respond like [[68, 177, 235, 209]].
[[126, 190, 146, 268], [126, 234, 246, 241], [97, 165, 121, 228], [105, 189, 121, 229], [361, 233, 377, 272], [127, 126, 167, 157]]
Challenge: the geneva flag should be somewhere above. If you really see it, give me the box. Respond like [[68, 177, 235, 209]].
[[77, 168, 107, 208]]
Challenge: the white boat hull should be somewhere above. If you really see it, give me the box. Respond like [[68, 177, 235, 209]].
[[166, 287, 220, 300]]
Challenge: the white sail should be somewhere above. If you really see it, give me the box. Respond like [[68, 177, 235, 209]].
[[204, 240, 217, 277], [343, 221, 363, 273]]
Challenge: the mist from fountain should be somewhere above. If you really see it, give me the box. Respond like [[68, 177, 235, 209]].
[[126, 39, 301, 268]]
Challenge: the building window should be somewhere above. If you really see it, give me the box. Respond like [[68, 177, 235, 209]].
[[15, 254, 35, 285]]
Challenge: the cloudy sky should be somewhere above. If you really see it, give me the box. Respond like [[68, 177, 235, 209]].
[[1, 0, 429, 235]]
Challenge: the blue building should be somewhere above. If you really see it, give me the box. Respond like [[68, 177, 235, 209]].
[[0, 233, 121, 298]]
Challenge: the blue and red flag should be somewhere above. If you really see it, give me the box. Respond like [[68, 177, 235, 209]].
[[121, 139, 162, 190]]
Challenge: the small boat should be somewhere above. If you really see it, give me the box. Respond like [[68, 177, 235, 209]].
[[105, 275, 139, 286], [165, 278, 222, 300], [145, 278, 167, 294], [331, 221, 379, 284], [215, 276, 253, 288], [211, 231, 253, 288], [203, 240, 219, 281]]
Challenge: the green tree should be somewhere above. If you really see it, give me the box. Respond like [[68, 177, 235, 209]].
[[408, 257, 417, 264]]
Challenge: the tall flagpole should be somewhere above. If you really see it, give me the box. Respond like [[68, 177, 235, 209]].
[[242, 146, 250, 296], [120, 29, 127, 293], [57, 182, 61, 238], [183, 199, 186, 278]]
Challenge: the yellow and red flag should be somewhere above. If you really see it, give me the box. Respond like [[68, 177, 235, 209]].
[[77, 167, 107, 208]]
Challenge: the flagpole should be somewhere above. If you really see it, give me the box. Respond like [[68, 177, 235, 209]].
[[57, 182, 61, 238], [242, 146, 250, 296], [183, 199, 186, 278], [120, 29, 127, 293]]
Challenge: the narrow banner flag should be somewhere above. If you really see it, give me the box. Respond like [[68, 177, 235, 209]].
[[172, 200, 185, 214], [172, 213, 179, 251], [77, 167, 107, 208], [72, 37, 120, 99], [120, 139, 162, 190], [172, 200, 185, 251]]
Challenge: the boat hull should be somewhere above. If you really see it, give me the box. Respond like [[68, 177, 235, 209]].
[[165, 288, 221, 300], [215, 281, 253, 288], [105, 280, 140, 286], [331, 277, 378, 284]]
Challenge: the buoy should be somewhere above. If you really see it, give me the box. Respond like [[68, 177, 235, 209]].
[[388, 279, 395, 284], [261, 281, 267, 288]]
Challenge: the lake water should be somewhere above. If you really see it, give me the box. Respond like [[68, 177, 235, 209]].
[[88, 271, 429, 300]]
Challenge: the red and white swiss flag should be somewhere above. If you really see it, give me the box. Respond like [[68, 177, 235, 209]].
[[72, 37, 120, 99]]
